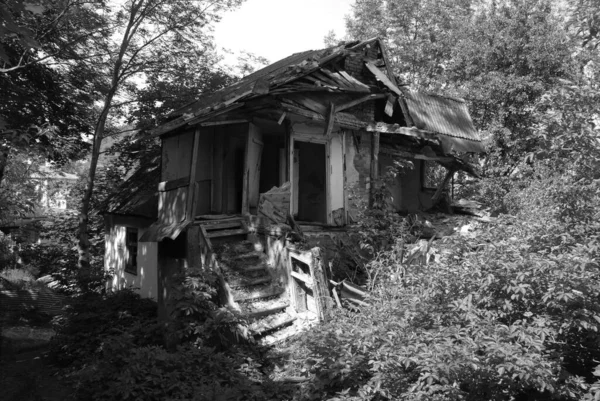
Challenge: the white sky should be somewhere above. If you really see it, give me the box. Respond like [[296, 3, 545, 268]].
[[214, 0, 354, 67]]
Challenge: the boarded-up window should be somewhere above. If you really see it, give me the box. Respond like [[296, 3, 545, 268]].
[[125, 227, 138, 275]]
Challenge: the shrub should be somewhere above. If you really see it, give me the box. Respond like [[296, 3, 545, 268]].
[[49, 289, 162, 368], [284, 175, 600, 400], [74, 338, 284, 401], [51, 281, 292, 400]]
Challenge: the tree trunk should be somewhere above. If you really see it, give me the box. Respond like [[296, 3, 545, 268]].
[[0, 144, 9, 186], [77, 91, 115, 287]]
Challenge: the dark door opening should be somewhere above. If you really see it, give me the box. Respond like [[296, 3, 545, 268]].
[[295, 141, 326, 224], [217, 132, 245, 214]]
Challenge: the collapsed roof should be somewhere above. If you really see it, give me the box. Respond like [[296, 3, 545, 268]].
[[152, 38, 486, 154]]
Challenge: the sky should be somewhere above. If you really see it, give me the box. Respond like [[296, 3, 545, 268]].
[[214, 0, 354, 67]]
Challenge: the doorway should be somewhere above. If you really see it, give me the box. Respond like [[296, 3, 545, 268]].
[[293, 141, 327, 224]]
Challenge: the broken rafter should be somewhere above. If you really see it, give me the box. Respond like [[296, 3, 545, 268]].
[[364, 61, 404, 97], [366, 122, 437, 141], [199, 119, 249, 127], [280, 102, 367, 130], [379, 147, 451, 162], [338, 70, 371, 92], [336, 93, 386, 113], [185, 103, 245, 127]]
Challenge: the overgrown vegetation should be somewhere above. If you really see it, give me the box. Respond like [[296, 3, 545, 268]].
[[276, 173, 600, 400], [48, 275, 295, 400], [3, 0, 600, 400]]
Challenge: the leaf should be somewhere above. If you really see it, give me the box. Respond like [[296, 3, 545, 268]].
[[23, 3, 46, 15]]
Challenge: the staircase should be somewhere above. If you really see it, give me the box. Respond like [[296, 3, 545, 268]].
[[197, 217, 304, 344]]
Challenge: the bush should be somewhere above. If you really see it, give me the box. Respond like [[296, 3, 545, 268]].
[[284, 174, 600, 400], [49, 289, 162, 368], [74, 339, 282, 401], [51, 282, 292, 400]]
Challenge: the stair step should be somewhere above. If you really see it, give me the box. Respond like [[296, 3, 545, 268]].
[[207, 228, 248, 238], [230, 241, 259, 254], [234, 285, 285, 302], [260, 314, 318, 346], [229, 253, 265, 268], [204, 221, 243, 230], [228, 275, 271, 288], [241, 264, 268, 273], [250, 313, 296, 336], [243, 299, 290, 319]]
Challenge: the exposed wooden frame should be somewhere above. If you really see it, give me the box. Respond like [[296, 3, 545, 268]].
[[335, 93, 386, 113], [199, 119, 249, 127], [324, 102, 336, 139], [185, 103, 246, 127], [365, 61, 404, 97], [281, 103, 368, 130], [376, 38, 400, 88], [366, 122, 437, 140], [342, 131, 348, 226], [379, 148, 453, 163], [185, 128, 201, 222]]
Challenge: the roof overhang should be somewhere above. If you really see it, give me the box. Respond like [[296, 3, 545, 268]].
[[139, 220, 189, 242]]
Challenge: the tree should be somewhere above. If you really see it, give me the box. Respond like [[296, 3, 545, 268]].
[[345, 0, 473, 89], [0, 0, 105, 185], [446, 0, 574, 173], [75, 0, 244, 278]]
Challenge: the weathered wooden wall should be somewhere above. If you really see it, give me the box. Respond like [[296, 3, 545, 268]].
[[162, 130, 194, 181], [104, 214, 158, 300]]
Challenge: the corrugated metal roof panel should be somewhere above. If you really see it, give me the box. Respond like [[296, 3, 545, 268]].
[[404, 91, 485, 153], [404, 92, 479, 141]]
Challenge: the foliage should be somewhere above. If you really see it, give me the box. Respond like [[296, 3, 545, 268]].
[[0, 266, 37, 288], [0, 152, 43, 220], [346, 0, 473, 89], [50, 281, 293, 400], [49, 289, 162, 368], [352, 158, 413, 256], [75, 340, 277, 401], [165, 267, 248, 350], [284, 187, 600, 399], [73, 0, 245, 272], [0, 0, 103, 183], [0, 232, 14, 270]]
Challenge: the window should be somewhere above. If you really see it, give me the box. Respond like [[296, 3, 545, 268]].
[[125, 227, 138, 275], [422, 161, 446, 190]]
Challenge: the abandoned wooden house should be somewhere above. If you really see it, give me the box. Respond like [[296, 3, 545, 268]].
[[103, 38, 486, 343]]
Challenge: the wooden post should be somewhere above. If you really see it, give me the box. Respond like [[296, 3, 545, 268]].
[[369, 132, 380, 208], [324, 102, 336, 139], [309, 247, 333, 322], [186, 225, 202, 270], [284, 119, 291, 182], [186, 128, 200, 222]]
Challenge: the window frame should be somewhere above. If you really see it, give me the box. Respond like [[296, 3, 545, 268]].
[[124, 227, 138, 275]]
